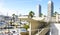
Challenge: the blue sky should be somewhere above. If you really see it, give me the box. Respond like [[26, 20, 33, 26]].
[[0, 0, 60, 16]]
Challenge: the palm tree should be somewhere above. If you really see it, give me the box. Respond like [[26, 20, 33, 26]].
[[40, 13, 43, 17], [24, 24, 29, 30], [12, 14, 15, 22], [53, 11, 58, 16], [28, 11, 35, 18], [55, 11, 58, 15], [10, 19, 13, 26]]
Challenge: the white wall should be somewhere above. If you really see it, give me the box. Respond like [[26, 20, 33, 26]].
[[50, 23, 60, 35]]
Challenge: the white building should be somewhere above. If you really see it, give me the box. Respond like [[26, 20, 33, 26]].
[[47, 0, 54, 22], [50, 23, 60, 35]]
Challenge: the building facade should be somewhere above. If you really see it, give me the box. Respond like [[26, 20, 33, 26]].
[[37, 4, 41, 17], [39, 4, 41, 17], [48, 0, 54, 17], [47, 0, 54, 22]]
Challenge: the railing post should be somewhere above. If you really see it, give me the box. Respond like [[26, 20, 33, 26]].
[[38, 29, 39, 35], [29, 22, 31, 35]]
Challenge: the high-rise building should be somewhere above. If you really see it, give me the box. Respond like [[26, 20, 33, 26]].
[[48, 0, 54, 17], [37, 4, 41, 17], [47, 0, 54, 22], [38, 4, 41, 17]]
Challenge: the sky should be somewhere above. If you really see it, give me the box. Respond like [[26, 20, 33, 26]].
[[0, 0, 60, 16]]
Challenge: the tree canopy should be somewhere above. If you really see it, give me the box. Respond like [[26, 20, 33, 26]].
[[28, 11, 35, 18], [53, 11, 58, 17]]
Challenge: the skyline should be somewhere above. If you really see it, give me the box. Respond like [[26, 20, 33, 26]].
[[0, 0, 60, 16]]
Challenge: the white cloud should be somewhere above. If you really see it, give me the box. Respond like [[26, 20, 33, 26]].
[[0, 8, 21, 16], [0, 9, 24, 16], [0, 0, 19, 16], [0, 0, 4, 5], [0, 0, 5, 15]]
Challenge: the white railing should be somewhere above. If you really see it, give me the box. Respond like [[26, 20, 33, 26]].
[[29, 28, 49, 35]]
